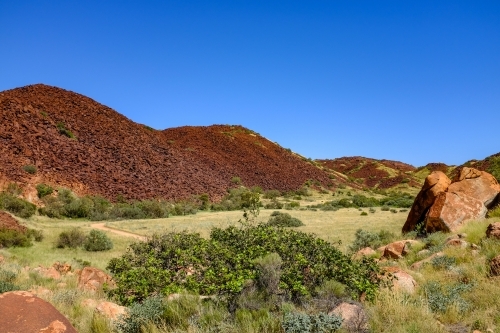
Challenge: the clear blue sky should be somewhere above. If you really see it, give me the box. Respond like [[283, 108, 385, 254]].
[[1, 1, 499, 167]]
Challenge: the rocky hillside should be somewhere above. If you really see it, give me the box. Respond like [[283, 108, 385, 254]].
[[0, 84, 345, 201], [317, 156, 422, 190], [449, 152, 500, 181]]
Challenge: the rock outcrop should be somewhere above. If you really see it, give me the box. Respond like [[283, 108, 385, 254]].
[[330, 302, 368, 331], [490, 255, 500, 276], [402, 171, 451, 233], [0, 291, 77, 333], [77, 267, 115, 291], [384, 267, 417, 294], [403, 168, 500, 233]]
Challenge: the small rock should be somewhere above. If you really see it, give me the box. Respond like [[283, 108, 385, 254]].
[[410, 252, 444, 270], [382, 240, 420, 259], [445, 238, 469, 248], [330, 302, 368, 331], [96, 301, 128, 321], [486, 222, 500, 239], [384, 267, 417, 294], [77, 267, 115, 292], [53, 262, 72, 275], [353, 247, 376, 260], [33, 266, 61, 280], [490, 255, 500, 276]]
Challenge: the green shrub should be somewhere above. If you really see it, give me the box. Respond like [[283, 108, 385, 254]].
[[0, 281, 19, 293], [36, 184, 54, 198], [369, 208, 376, 213], [56, 228, 86, 249], [263, 190, 281, 199], [390, 209, 398, 213], [0, 228, 33, 247], [284, 201, 300, 209], [282, 312, 343, 333], [381, 206, 390, 211], [57, 122, 76, 139], [27, 228, 44, 242], [265, 199, 283, 209], [108, 225, 380, 305], [360, 212, 368, 216], [254, 253, 282, 301], [231, 176, 242, 184], [116, 296, 165, 333], [267, 211, 304, 227], [0, 192, 36, 218], [349, 229, 397, 253], [423, 281, 473, 314], [430, 255, 456, 270], [23, 164, 37, 174], [84, 229, 113, 251]]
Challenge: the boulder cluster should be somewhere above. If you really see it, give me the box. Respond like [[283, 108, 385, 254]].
[[402, 167, 500, 233]]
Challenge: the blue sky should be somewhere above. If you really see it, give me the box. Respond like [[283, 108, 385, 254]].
[[1, 1, 499, 166]]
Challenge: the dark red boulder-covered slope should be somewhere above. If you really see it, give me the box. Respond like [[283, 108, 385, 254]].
[[0, 84, 335, 201]]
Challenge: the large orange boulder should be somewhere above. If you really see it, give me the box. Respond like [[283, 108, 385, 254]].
[[426, 192, 487, 233], [449, 167, 500, 207], [0, 291, 77, 333], [402, 171, 451, 233], [77, 267, 115, 291]]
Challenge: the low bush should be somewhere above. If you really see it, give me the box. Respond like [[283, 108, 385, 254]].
[[0, 228, 33, 247], [360, 211, 368, 216], [0, 268, 20, 293], [423, 281, 473, 314], [108, 224, 381, 305], [282, 312, 343, 333], [265, 199, 283, 209], [23, 164, 37, 174], [84, 229, 113, 251], [267, 212, 304, 227], [0, 192, 36, 218], [349, 229, 397, 253], [36, 184, 53, 198], [263, 190, 281, 199], [116, 296, 165, 333], [56, 228, 86, 249], [57, 122, 76, 139]]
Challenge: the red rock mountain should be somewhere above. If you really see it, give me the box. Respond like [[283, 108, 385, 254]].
[[317, 156, 421, 189], [0, 84, 340, 201]]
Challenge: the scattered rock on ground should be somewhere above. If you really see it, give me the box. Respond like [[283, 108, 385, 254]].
[[330, 302, 368, 331], [382, 240, 420, 259], [29, 286, 52, 297], [96, 301, 128, 320], [384, 267, 417, 294], [353, 247, 376, 260], [490, 255, 500, 276], [486, 222, 500, 239], [78, 266, 115, 291], [410, 252, 445, 270], [445, 238, 469, 248], [0, 291, 77, 333], [33, 266, 62, 280], [53, 262, 72, 275]]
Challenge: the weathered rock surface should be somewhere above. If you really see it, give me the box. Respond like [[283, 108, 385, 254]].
[[445, 238, 469, 248], [486, 222, 500, 239], [53, 262, 72, 275], [33, 266, 62, 280], [384, 267, 417, 294], [78, 266, 115, 291], [381, 240, 420, 259], [330, 302, 368, 331], [449, 167, 500, 207], [353, 247, 376, 260], [0, 84, 338, 202], [490, 255, 500, 276], [96, 301, 128, 320], [0, 291, 77, 333], [426, 192, 487, 233], [402, 171, 451, 233], [404, 168, 500, 234]]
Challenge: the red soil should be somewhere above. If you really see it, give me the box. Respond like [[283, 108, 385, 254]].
[[0, 211, 26, 233], [0, 84, 336, 201]]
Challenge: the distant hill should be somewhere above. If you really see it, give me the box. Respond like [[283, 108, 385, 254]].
[[0, 84, 349, 201], [448, 153, 500, 181], [316, 156, 422, 191]]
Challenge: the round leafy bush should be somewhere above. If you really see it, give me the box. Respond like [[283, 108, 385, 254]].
[[108, 224, 380, 305], [84, 229, 113, 251], [56, 228, 86, 249], [267, 211, 304, 227], [36, 184, 53, 198], [22, 164, 37, 174]]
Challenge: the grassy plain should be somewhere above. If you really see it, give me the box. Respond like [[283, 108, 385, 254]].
[[106, 208, 407, 252]]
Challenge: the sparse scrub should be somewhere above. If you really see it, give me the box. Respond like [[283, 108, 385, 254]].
[[23, 164, 37, 174], [57, 122, 76, 139], [56, 228, 86, 249], [349, 228, 397, 253], [36, 183, 54, 198], [263, 190, 281, 199], [84, 229, 113, 251], [267, 211, 304, 227], [0, 228, 34, 248], [0, 191, 36, 218]]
